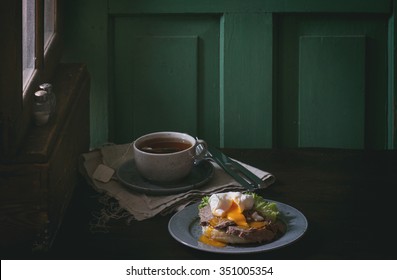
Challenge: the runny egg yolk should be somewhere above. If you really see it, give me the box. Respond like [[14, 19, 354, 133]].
[[226, 201, 249, 228], [199, 227, 226, 247], [199, 202, 250, 247], [199, 197, 268, 247]]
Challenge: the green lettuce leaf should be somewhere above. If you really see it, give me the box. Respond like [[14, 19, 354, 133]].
[[198, 196, 209, 209], [251, 193, 279, 222], [197, 193, 279, 222]]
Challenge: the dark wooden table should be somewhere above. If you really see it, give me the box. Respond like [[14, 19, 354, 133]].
[[5, 148, 397, 260]]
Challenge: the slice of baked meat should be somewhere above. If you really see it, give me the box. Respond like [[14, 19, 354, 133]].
[[199, 204, 236, 230], [199, 204, 286, 243]]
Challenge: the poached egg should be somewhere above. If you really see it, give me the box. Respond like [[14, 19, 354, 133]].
[[208, 192, 254, 227]]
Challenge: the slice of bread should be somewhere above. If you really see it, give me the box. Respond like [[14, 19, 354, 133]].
[[199, 204, 285, 245]]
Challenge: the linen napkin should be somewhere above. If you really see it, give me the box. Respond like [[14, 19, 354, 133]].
[[79, 143, 275, 221]]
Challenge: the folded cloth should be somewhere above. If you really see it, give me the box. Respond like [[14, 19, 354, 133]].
[[79, 143, 275, 221]]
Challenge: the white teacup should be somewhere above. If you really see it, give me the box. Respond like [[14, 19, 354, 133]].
[[133, 131, 208, 183]]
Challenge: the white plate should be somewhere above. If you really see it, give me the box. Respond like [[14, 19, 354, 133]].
[[168, 200, 308, 254]]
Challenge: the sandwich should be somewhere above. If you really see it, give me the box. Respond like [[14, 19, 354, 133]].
[[198, 192, 286, 247]]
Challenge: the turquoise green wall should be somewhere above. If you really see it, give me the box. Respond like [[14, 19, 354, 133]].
[[63, 0, 396, 149], [62, 0, 108, 149]]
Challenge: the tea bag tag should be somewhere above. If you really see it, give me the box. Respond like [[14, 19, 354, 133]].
[[92, 164, 115, 183]]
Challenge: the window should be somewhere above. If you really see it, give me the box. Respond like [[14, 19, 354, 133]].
[[22, 0, 57, 93], [0, 0, 62, 158], [44, 0, 56, 47], [22, 0, 35, 89]]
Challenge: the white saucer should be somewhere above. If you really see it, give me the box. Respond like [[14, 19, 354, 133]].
[[116, 159, 214, 195]]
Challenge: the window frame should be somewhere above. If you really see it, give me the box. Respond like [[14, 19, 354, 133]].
[[0, 0, 63, 159]]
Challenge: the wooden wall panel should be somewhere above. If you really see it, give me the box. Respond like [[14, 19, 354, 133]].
[[104, 2, 393, 149], [129, 36, 197, 138], [275, 14, 390, 149], [298, 36, 365, 148], [112, 15, 220, 144], [222, 13, 273, 148], [108, 0, 391, 14]]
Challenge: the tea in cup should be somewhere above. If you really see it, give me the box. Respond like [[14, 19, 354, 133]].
[[133, 131, 208, 183]]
